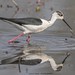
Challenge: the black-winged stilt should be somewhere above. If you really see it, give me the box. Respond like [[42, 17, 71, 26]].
[[19, 51, 70, 72], [0, 11, 73, 44], [0, 50, 70, 72]]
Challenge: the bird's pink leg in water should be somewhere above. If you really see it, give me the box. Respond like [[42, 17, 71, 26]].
[[8, 32, 24, 43], [26, 33, 31, 45]]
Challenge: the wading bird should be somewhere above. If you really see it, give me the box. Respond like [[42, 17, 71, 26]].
[[0, 50, 70, 72], [0, 11, 73, 44]]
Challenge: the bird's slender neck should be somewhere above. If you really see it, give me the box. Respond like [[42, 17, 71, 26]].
[[49, 58, 58, 71], [49, 15, 57, 25]]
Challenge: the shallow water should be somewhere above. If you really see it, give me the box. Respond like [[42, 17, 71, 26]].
[[0, 18, 75, 75], [0, 26, 75, 75], [0, 0, 75, 74]]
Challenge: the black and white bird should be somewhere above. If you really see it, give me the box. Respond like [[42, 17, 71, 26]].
[[18, 51, 70, 72], [0, 11, 73, 44], [0, 50, 70, 72]]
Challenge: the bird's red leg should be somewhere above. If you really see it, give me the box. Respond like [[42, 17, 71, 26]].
[[26, 34, 31, 45], [8, 32, 24, 43]]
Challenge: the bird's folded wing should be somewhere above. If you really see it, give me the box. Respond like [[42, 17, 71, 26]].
[[0, 17, 42, 25]]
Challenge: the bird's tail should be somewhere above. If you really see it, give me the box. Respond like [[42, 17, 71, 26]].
[[0, 17, 7, 20]]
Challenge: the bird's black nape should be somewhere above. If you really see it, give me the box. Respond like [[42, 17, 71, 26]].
[[56, 11, 63, 17]]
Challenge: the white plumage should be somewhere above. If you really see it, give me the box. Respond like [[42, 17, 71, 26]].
[[0, 11, 73, 44]]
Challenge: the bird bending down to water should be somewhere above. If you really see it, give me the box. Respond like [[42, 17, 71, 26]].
[[0, 50, 70, 72], [0, 11, 73, 44], [18, 52, 70, 72]]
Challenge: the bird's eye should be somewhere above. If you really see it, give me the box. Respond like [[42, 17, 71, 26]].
[[56, 11, 63, 16]]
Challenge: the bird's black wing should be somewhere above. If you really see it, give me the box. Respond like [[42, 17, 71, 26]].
[[0, 17, 42, 25]]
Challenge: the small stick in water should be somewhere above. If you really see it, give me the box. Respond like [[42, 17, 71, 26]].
[[12, 0, 19, 17]]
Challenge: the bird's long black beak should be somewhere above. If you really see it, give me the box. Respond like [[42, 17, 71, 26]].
[[62, 52, 70, 64], [62, 19, 73, 35]]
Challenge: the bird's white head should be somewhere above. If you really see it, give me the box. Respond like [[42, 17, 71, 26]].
[[55, 64, 63, 71], [51, 11, 73, 35], [52, 11, 64, 20]]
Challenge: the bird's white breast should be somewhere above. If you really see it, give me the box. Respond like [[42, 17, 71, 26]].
[[24, 19, 50, 33]]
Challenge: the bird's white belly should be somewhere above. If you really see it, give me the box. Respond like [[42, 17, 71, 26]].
[[24, 24, 49, 33]]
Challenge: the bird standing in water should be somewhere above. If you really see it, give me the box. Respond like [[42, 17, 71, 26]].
[[0, 11, 73, 45]]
